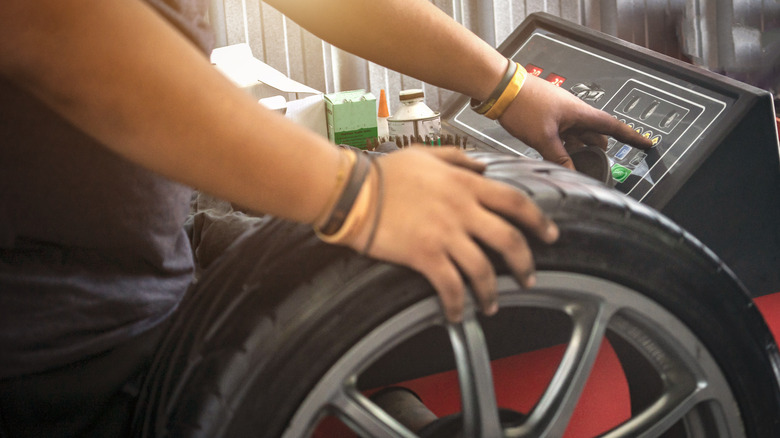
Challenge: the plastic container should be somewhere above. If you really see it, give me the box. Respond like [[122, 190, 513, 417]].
[[388, 89, 441, 138]]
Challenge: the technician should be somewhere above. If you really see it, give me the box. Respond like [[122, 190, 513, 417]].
[[0, 0, 650, 436]]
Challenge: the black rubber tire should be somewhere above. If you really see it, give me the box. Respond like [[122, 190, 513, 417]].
[[132, 152, 780, 437]]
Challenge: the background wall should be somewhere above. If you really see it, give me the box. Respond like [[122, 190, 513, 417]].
[[207, 0, 779, 114]]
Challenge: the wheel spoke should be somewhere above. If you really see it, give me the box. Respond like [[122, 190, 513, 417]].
[[509, 299, 613, 437], [448, 306, 502, 437], [603, 383, 706, 437], [331, 386, 417, 438]]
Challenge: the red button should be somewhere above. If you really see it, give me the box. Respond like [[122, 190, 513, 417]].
[[546, 73, 566, 87], [526, 64, 544, 77]]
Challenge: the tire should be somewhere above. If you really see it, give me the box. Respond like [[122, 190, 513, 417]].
[[132, 152, 780, 437]]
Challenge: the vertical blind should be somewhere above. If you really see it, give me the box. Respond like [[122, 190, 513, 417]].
[[206, 0, 776, 113]]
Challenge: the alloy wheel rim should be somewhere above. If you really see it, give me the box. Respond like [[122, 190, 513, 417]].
[[283, 272, 744, 438]]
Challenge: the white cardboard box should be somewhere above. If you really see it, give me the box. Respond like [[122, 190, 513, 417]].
[[211, 44, 327, 138]]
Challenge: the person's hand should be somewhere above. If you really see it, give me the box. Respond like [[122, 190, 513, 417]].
[[499, 74, 654, 170], [347, 146, 559, 323]]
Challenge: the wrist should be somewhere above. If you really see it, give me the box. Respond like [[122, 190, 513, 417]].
[[470, 58, 514, 114], [471, 61, 528, 120], [313, 147, 358, 229], [315, 154, 384, 253]]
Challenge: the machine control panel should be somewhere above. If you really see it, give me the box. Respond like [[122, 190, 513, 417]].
[[445, 28, 733, 207], [442, 13, 780, 295]]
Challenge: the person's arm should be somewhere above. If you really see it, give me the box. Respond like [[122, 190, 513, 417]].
[[267, 0, 653, 169], [0, 0, 342, 222], [0, 0, 557, 322]]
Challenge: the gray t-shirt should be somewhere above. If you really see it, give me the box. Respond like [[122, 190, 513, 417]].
[[0, 0, 214, 379]]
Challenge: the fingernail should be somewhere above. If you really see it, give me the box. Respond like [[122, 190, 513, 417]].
[[525, 273, 537, 289], [545, 221, 559, 242], [486, 301, 499, 316]]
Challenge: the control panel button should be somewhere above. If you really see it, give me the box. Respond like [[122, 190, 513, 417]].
[[611, 164, 631, 183], [629, 151, 647, 167], [615, 144, 632, 160], [606, 137, 618, 151], [545, 73, 566, 87], [570, 83, 605, 102], [526, 64, 544, 77]]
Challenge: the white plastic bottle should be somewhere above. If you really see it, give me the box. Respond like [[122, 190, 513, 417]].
[[388, 89, 441, 139]]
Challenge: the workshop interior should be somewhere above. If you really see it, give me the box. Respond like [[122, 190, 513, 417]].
[[134, 0, 780, 437]]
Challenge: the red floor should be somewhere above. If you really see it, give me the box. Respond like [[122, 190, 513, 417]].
[[313, 291, 780, 437], [754, 292, 780, 342]]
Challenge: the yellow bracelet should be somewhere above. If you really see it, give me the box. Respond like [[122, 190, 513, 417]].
[[470, 59, 516, 115], [483, 63, 527, 120]]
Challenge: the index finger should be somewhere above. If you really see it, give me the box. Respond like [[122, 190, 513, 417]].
[[477, 178, 559, 244], [582, 108, 654, 150], [422, 146, 487, 174]]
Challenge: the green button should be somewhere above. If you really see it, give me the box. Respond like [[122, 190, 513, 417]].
[[611, 164, 631, 183]]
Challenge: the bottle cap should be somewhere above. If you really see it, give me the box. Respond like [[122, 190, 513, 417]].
[[399, 89, 425, 102]]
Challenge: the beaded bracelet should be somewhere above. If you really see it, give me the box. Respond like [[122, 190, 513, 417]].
[[483, 62, 527, 120], [470, 58, 517, 115]]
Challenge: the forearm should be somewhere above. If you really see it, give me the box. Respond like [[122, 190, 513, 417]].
[[0, 0, 565, 323], [0, 0, 339, 223], [266, 0, 508, 102]]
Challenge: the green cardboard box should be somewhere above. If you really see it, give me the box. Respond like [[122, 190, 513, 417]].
[[324, 90, 377, 149]]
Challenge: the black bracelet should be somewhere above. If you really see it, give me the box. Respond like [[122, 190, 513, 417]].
[[470, 59, 517, 115], [318, 151, 371, 236], [361, 157, 384, 254]]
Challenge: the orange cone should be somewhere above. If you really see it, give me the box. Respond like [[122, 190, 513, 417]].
[[378, 89, 390, 118]]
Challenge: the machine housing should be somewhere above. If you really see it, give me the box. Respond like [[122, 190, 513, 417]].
[[442, 13, 780, 296]]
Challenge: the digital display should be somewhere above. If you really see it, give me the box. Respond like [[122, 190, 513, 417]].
[[546, 73, 566, 86], [526, 64, 544, 77]]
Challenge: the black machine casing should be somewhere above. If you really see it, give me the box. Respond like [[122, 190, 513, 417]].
[[442, 13, 780, 296]]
